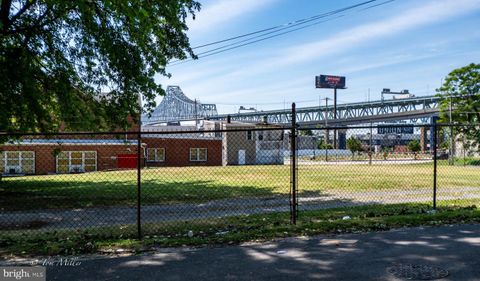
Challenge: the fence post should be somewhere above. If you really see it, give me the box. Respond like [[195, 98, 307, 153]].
[[290, 103, 297, 224], [137, 132, 142, 239], [433, 122, 438, 210]]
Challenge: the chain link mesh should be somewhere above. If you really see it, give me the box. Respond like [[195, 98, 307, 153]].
[[0, 124, 478, 241]]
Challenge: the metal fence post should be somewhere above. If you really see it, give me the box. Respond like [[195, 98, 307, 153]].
[[137, 132, 142, 239], [433, 122, 438, 210], [290, 103, 297, 224]]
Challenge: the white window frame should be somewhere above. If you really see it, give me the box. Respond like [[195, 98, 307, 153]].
[[189, 148, 208, 162], [1, 151, 35, 175], [146, 148, 165, 162], [56, 151, 97, 174]]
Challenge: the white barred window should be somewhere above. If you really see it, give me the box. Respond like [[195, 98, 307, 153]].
[[0, 151, 35, 175], [189, 148, 207, 162], [56, 151, 97, 173], [146, 148, 165, 162]]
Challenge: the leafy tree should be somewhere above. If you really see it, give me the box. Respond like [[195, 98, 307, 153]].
[[407, 139, 421, 160], [440, 140, 449, 151], [299, 129, 314, 136], [346, 136, 362, 160], [437, 63, 480, 146], [317, 139, 333, 150], [383, 147, 389, 160], [0, 0, 200, 132]]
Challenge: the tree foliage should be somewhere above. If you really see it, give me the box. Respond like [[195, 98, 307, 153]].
[[346, 136, 362, 159], [437, 63, 480, 145], [407, 139, 421, 160], [317, 138, 333, 150], [299, 129, 313, 136], [0, 0, 200, 132]]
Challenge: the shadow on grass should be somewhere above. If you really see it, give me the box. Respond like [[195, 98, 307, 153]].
[[1, 173, 364, 211], [0, 176, 285, 211], [0, 185, 366, 234]]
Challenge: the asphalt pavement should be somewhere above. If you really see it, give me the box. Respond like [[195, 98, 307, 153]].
[[6, 223, 479, 281]]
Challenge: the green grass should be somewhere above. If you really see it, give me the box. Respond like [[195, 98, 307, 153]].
[[455, 157, 480, 166], [1, 200, 479, 257], [1, 162, 479, 210]]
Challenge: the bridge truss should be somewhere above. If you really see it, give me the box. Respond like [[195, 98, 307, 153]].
[[144, 86, 218, 124], [209, 95, 441, 125]]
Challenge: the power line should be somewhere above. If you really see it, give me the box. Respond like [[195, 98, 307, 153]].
[[169, 0, 396, 66], [170, 1, 371, 65], [358, 0, 396, 11], [169, 18, 346, 66], [191, 0, 376, 50], [193, 14, 346, 59]]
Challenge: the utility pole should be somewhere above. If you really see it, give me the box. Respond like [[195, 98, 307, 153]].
[[368, 88, 372, 165], [319, 95, 321, 117], [333, 87, 337, 150], [325, 97, 329, 162], [315, 74, 345, 153], [449, 95, 454, 165], [369, 124, 373, 165]]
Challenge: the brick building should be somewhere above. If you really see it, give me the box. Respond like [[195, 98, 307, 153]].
[[0, 136, 222, 175], [142, 137, 222, 167], [0, 139, 139, 175], [1, 118, 284, 176]]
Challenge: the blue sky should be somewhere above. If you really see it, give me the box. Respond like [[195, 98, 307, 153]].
[[157, 0, 480, 114]]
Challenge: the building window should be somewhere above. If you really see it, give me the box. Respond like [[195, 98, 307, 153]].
[[0, 151, 35, 175], [247, 130, 254, 140], [146, 148, 165, 162], [190, 148, 207, 162], [56, 151, 97, 173]]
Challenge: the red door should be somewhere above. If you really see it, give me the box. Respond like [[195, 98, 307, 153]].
[[117, 154, 137, 169]]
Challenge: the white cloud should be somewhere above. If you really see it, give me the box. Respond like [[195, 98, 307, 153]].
[[227, 0, 480, 77], [168, 0, 480, 110], [282, 0, 480, 64], [188, 0, 278, 34]]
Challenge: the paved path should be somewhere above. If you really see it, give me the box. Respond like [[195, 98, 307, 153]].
[[1, 187, 479, 230], [3, 224, 479, 280], [289, 159, 433, 165]]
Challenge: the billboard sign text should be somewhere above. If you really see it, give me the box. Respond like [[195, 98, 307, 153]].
[[315, 75, 346, 89]]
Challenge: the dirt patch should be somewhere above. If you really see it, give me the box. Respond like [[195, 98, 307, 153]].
[[2, 220, 50, 230]]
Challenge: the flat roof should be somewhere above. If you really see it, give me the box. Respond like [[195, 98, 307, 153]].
[[2, 139, 138, 146]]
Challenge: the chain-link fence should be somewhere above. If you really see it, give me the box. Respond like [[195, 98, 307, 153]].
[[0, 122, 479, 240]]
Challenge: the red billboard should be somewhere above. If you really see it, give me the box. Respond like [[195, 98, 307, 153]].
[[315, 75, 346, 89]]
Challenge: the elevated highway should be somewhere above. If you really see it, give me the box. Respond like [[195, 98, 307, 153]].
[[143, 87, 441, 126], [209, 95, 440, 125]]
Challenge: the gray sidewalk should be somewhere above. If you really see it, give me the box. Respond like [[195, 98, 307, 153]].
[[13, 223, 479, 280]]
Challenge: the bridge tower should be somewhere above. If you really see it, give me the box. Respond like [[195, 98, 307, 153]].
[[143, 86, 218, 125]]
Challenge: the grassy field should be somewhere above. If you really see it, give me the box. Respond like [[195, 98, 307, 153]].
[[1, 161, 479, 211], [1, 200, 479, 257]]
